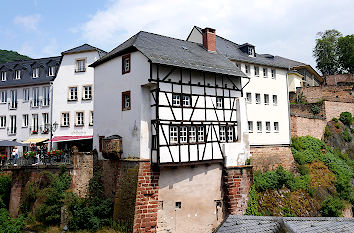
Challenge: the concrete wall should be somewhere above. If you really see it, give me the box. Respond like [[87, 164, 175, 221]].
[[157, 164, 224, 233]]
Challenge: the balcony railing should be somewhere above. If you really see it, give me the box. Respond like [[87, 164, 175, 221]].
[[29, 126, 40, 135], [0, 149, 72, 167], [7, 127, 16, 135], [8, 101, 18, 110], [40, 125, 50, 134]]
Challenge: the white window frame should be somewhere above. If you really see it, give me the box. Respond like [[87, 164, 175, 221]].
[[245, 64, 249, 74], [255, 93, 261, 104], [216, 97, 223, 109], [257, 121, 262, 133], [266, 121, 271, 132], [254, 66, 259, 76], [61, 112, 70, 127], [83, 86, 92, 100], [23, 88, 30, 102], [273, 95, 278, 106], [76, 112, 84, 126], [246, 92, 252, 103], [263, 68, 268, 78], [248, 121, 253, 133], [32, 87, 39, 107], [48, 66, 55, 76], [0, 91, 7, 103], [32, 67, 39, 78], [172, 94, 180, 106], [271, 69, 276, 79], [9, 115, 16, 134], [69, 87, 78, 101], [182, 95, 191, 107], [170, 126, 178, 144], [180, 126, 188, 143], [42, 86, 50, 106], [32, 114, 39, 133], [197, 126, 205, 142], [89, 111, 94, 126], [1, 71, 6, 81], [264, 94, 269, 105], [22, 114, 28, 128], [227, 126, 234, 142], [10, 90, 17, 109], [43, 113, 49, 125], [274, 122, 279, 132], [219, 126, 226, 142], [189, 126, 196, 143], [76, 59, 86, 72], [248, 47, 254, 56], [0, 116, 6, 128], [15, 70, 21, 80]]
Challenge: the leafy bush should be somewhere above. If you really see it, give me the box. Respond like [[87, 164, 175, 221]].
[[0, 174, 12, 209], [0, 208, 26, 233], [245, 185, 260, 216], [67, 171, 113, 231], [310, 105, 321, 115], [320, 197, 345, 217], [324, 126, 332, 138], [335, 123, 341, 129], [254, 167, 309, 192], [36, 172, 72, 225], [343, 128, 352, 142], [332, 117, 338, 122], [339, 112, 353, 126]]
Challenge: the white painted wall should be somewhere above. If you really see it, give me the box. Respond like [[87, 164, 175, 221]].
[[288, 73, 303, 93], [0, 84, 52, 154], [93, 51, 151, 159], [241, 63, 291, 145], [52, 51, 99, 147]]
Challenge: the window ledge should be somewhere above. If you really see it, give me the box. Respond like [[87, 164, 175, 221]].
[[82, 98, 92, 101], [74, 124, 84, 127], [75, 70, 86, 73], [67, 99, 78, 102], [265, 103, 269, 105], [122, 108, 131, 111], [61, 125, 69, 128]]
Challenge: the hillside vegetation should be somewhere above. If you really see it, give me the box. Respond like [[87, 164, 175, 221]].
[[0, 50, 31, 64], [246, 111, 354, 217]]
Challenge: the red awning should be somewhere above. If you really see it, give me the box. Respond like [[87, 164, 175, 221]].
[[51, 135, 93, 143]]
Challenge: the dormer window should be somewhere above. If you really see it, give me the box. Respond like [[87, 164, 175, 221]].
[[32, 68, 39, 78], [122, 54, 131, 74], [48, 66, 55, 76], [1, 71, 6, 81], [248, 47, 254, 56], [15, 70, 21, 80]]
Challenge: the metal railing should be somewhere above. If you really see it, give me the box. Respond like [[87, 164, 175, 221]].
[[0, 149, 72, 167]]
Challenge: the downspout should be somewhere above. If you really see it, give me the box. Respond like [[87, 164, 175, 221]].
[[49, 81, 54, 150]]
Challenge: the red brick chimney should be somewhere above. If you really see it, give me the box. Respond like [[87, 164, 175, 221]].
[[202, 27, 216, 52]]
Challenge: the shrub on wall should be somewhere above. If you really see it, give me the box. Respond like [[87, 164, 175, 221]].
[[0, 208, 25, 233], [320, 197, 345, 217], [310, 105, 321, 115], [343, 128, 352, 142], [245, 185, 260, 216], [339, 112, 353, 126], [0, 174, 12, 209]]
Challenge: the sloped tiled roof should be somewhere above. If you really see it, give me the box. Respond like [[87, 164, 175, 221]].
[[216, 215, 354, 233], [90, 31, 247, 78], [62, 43, 107, 58], [193, 26, 305, 69], [0, 56, 61, 88]]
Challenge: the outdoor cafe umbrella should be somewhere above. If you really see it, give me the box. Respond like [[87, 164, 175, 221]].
[[0, 140, 27, 147]]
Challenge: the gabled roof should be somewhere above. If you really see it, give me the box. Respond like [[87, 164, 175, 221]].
[[0, 56, 61, 88], [62, 43, 107, 58], [217, 215, 354, 233], [90, 31, 247, 78]]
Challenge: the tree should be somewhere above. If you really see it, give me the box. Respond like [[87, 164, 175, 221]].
[[337, 35, 354, 73], [313, 29, 342, 75]]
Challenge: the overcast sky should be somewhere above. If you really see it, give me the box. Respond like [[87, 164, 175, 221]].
[[1, 0, 353, 71]]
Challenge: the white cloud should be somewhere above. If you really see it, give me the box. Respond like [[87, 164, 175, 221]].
[[14, 14, 41, 31], [80, 0, 354, 69], [41, 38, 58, 57]]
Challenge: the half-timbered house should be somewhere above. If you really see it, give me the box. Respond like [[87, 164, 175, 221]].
[[91, 28, 251, 232]]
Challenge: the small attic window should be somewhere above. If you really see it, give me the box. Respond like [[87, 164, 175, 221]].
[[248, 47, 254, 56]]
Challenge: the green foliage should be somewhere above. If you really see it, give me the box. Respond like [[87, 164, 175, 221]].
[[19, 181, 39, 214], [335, 123, 341, 129], [0, 174, 12, 209], [324, 126, 332, 138], [280, 207, 297, 217], [245, 185, 260, 216], [291, 136, 353, 202], [313, 29, 342, 75], [339, 112, 353, 126], [320, 197, 345, 217], [343, 128, 352, 142], [332, 117, 338, 122], [245, 158, 251, 165], [0, 208, 26, 233], [36, 172, 72, 225], [337, 34, 354, 73], [0, 50, 31, 64], [67, 171, 113, 231], [254, 167, 309, 192], [310, 105, 321, 115]]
